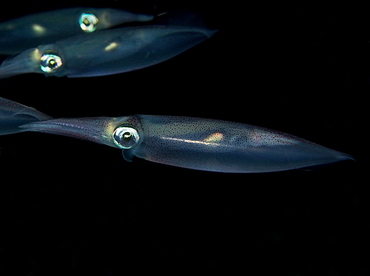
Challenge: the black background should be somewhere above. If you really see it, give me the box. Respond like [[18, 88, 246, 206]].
[[0, 1, 366, 275]]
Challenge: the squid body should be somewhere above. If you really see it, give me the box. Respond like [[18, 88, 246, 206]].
[[0, 23, 216, 78], [0, 97, 353, 173], [0, 7, 154, 55]]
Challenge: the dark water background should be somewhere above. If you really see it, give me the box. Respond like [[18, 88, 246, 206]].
[[0, 1, 366, 275]]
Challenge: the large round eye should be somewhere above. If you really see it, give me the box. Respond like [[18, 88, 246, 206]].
[[79, 13, 99, 32], [40, 53, 63, 73], [113, 126, 140, 149]]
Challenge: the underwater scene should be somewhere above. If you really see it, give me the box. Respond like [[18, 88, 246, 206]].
[[0, 0, 365, 275]]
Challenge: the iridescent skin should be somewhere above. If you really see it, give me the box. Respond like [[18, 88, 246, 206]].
[[0, 24, 216, 79], [0, 7, 154, 55], [0, 97, 353, 173]]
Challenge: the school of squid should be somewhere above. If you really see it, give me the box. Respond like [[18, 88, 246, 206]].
[[0, 7, 354, 173]]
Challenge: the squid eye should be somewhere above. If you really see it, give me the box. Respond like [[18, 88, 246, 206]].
[[40, 53, 63, 73], [79, 13, 99, 32], [113, 126, 140, 149]]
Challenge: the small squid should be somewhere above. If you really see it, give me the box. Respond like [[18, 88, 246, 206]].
[[0, 97, 354, 173], [0, 7, 154, 55], [0, 24, 216, 78]]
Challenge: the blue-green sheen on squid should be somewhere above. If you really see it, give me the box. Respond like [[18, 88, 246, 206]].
[[0, 96, 354, 173], [0, 24, 216, 79], [0, 7, 155, 55]]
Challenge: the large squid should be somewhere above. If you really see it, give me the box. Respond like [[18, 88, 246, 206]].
[[0, 97, 353, 173]]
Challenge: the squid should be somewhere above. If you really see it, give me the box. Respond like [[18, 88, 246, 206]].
[[0, 24, 216, 78], [0, 7, 154, 55], [0, 97, 354, 173]]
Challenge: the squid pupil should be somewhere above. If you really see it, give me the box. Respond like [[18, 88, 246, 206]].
[[83, 18, 92, 26], [122, 132, 133, 142], [48, 59, 57, 68]]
